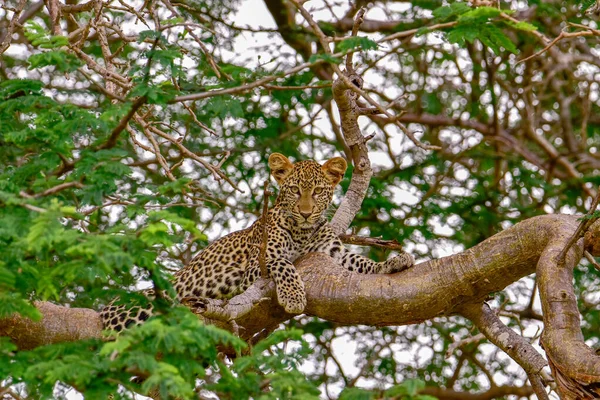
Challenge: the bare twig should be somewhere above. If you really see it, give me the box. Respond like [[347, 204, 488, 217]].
[[584, 251, 600, 272], [259, 181, 272, 279], [0, 0, 27, 55], [171, 55, 341, 103], [182, 103, 218, 136], [445, 332, 486, 358], [60, 1, 95, 13], [459, 303, 549, 399], [557, 189, 600, 266], [345, 7, 365, 72], [98, 96, 147, 150], [33, 181, 83, 197], [378, 21, 458, 43], [134, 116, 242, 191], [338, 234, 404, 251], [518, 26, 600, 64], [289, 0, 439, 152]]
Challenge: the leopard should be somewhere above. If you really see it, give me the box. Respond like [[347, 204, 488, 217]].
[[100, 153, 414, 332]]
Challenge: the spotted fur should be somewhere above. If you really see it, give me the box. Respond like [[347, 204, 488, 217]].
[[101, 153, 414, 331]]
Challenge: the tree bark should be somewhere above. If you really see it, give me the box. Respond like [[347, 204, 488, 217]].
[[2, 214, 600, 395]]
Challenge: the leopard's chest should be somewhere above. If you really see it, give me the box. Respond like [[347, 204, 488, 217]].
[[285, 228, 317, 261]]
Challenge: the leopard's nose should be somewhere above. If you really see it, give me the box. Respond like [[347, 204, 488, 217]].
[[299, 210, 311, 219]]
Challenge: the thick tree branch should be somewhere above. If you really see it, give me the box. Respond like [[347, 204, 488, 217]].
[[420, 384, 534, 400], [4, 214, 600, 395]]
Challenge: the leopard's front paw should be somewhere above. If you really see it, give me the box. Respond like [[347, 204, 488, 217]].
[[277, 286, 307, 314], [383, 252, 414, 273]]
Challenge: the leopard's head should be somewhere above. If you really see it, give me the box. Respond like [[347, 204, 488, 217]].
[[268, 153, 347, 228]]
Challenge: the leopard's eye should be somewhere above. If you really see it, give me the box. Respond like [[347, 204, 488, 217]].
[[313, 187, 323, 195], [290, 186, 300, 194]]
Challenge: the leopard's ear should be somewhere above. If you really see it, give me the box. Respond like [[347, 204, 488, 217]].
[[321, 157, 347, 186], [268, 153, 294, 184]]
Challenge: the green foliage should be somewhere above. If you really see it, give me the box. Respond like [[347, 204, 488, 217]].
[[578, 211, 600, 220], [337, 36, 379, 52], [432, 3, 536, 54], [23, 22, 69, 49], [432, 2, 472, 21], [308, 53, 343, 64], [579, 0, 597, 13], [339, 379, 437, 400], [1, 0, 598, 399], [208, 329, 320, 399], [28, 50, 84, 72]]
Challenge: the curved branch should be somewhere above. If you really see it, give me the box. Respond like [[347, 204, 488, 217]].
[[2, 214, 600, 392], [329, 70, 373, 235]]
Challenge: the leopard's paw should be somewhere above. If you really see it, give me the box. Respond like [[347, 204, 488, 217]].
[[277, 286, 307, 314], [181, 296, 209, 314], [383, 252, 414, 273]]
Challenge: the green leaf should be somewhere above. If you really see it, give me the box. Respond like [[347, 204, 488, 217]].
[[384, 379, 429, 398], [24, 21, 69, 49], [0, 79, 44, 100], [308, 53, 342, 64], [479, 24, 518, 54], [458, 6, 503, 24], [204, 96, 244, 119], [509, 21, 538, 32], [447, 24, 479, 46], [138, 30, 166, 43], [432, 2, 471, 21], [28, 50, 84, 72], [129, 84, 176, 104], [252, 328, 304, 354], [0, 292, 42, 320], [337, 36, 379, 52], [0, 262, 16, 289], [339, 387, 374, 400], [581, 0, 597, 13]]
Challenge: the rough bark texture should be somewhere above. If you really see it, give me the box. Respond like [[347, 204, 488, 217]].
[[2, 213, 600, 395], [329, 71, 373, 235], [0, 302, 102, 350]]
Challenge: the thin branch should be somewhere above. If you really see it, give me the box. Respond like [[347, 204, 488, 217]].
[[171, 55, 339, 103], [338, 234, 404, 251], [557, 189, 600, 265], [259, 181, 272, 279], [345, 7, 365, 72], [135, 116, 242, 191], [0, 0, 27, 55], [445, 332, 486, 358], [33, 181, 83, 197], [584, 251, 600, 272], [378, 21, 458, 43], [518, 26, 600, 64], [97, 96, 147, 150], [289, 0, 439, 152], [459, 303, 548, 399]]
